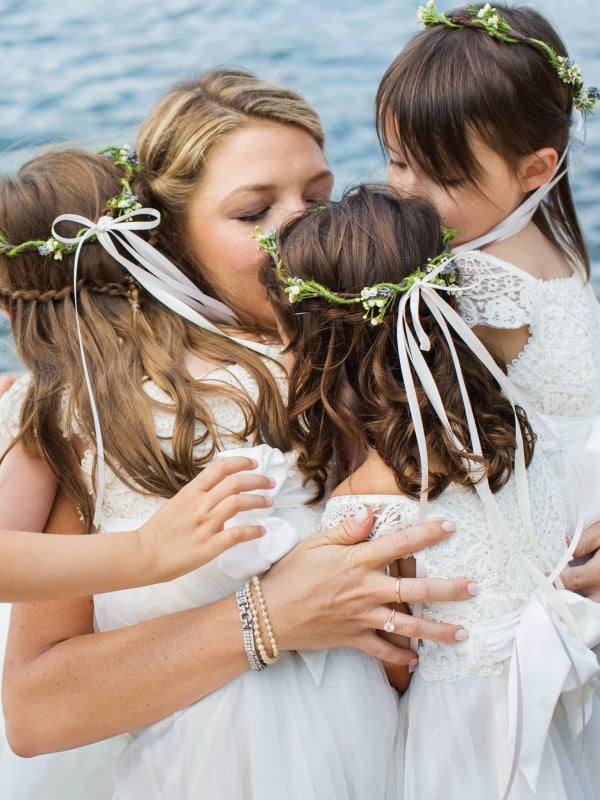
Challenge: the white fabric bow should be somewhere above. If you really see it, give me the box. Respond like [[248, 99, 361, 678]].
[[52, 209, 280, 527], [476, 590, 600, 794]]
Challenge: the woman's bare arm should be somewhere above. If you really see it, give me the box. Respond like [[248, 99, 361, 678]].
[[3, 493, 472, 756]]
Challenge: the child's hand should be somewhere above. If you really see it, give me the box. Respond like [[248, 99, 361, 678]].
[[138, 456, 272, 583]]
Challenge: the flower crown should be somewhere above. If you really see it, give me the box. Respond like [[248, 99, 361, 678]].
[[417, 2, 599, 114], [253, 225, 461, 326], [0, 145, 144, 261]]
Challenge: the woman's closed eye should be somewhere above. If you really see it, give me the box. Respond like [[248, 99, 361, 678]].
[[236, 208, 269, 222]]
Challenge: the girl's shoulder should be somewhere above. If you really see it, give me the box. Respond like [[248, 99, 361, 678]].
[[456, 249, 586, 330]]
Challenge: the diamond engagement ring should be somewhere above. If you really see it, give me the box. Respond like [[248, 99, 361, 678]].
[[383, 609, 396, 633]]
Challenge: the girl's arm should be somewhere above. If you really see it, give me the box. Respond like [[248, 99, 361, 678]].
[[0, 440, 58, 532], [0, 455, 272, 602], [3, 499, 473, 756]]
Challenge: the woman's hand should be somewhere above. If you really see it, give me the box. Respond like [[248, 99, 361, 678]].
[[263, 509, 475, 668], [561, 521, 600, 602], [139, 455, 272, 582]]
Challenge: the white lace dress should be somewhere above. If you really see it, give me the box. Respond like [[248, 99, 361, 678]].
[[1, 364, 398, 800], [457, 251, 600, 531], [321, 451, 600, 799]]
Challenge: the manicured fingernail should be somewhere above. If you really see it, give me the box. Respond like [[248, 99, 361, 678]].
[[408, 658, 419, 673], [258, 526, 267, 536], [455, 629, 468, 641], [467, 582, 479, 596], [249, 459, 258, 467], [354, 505, 369, 524], [268, 478, 276, 487], [441, 520, 456, 532]]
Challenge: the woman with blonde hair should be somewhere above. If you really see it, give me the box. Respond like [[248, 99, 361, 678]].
[[0, 69, 471, 798]]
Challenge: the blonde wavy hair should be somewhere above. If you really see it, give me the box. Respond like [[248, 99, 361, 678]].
[[0, 69, 325, 528]]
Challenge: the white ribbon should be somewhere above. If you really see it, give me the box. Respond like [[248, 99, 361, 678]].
[[476, 590, 600, 793], [52, 209, 280, 528], [395, 263, 595, 793]]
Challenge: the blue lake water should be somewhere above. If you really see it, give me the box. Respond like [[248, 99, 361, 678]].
[[1, 0, 599, 370]]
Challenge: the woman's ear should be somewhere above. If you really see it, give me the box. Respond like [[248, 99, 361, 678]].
[[518, 148, 559, 192]]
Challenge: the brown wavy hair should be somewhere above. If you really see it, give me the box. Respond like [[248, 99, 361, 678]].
[[376, 3, 589, 276], [265, 185, 535, 501], [0, 70, 325, 527]]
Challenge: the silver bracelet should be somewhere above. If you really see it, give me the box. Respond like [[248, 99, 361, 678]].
[[235, 584, 266, 672]]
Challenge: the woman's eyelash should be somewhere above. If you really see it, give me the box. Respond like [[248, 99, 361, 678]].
[[237, 209, 268, 222], [389, 158, 407, 170]]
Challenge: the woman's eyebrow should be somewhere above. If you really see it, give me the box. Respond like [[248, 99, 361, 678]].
[[222, 170, 334, 201]]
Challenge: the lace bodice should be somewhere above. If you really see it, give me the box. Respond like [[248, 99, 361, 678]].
[[456, 251, 600, 416], [321, 450, 568, 682]]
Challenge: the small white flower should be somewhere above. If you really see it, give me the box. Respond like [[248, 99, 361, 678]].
[[53, 251, 63, 261], [478, 3, 492, 19]]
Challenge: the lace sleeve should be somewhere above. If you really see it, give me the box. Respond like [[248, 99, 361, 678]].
[[456, 251, 534, 329], [0, 373, 31, 442], [321, 495, 419, 537]]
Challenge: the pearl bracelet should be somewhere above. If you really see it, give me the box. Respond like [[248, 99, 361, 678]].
[[251, 575, 280, 664]]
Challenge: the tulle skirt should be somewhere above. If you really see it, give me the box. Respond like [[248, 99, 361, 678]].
[[112, 647, 400, 800], [397, 667, 600, 800]]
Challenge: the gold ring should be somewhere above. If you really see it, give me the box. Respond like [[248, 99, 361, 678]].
[[383, 609, 396, 633], [395, 577, 402, 605]]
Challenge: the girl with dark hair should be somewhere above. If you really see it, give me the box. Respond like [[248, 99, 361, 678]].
[[376, 3, 600, 555], [267, 183, 600, 799]]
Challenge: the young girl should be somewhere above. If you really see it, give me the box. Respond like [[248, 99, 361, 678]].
[[376, 2, 600, 543], [265, 184, 600, 799]]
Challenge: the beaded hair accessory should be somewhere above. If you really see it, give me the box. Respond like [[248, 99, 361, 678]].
[[417, 2, 599, 114], [252, 225, 461, 326]]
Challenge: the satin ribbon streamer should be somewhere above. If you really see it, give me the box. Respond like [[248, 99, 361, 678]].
[[395, 262, 599, 796], [52, 209, 280, 528]]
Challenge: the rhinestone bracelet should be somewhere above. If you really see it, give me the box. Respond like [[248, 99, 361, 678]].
[[235, 584, 266, 672]]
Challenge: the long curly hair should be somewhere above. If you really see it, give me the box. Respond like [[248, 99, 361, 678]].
[[265, 185, 535, 501], [0, 69, 325, 527]]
